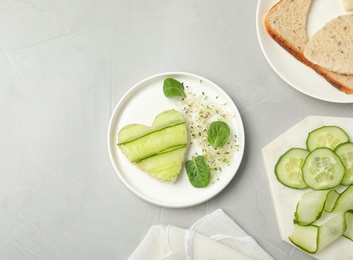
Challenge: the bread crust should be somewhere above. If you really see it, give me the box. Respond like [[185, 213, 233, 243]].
[[264, 15, 312, 67], [264, 0, 353, 94], [264, 0, 312, 66], [312, 65, 353, 94]]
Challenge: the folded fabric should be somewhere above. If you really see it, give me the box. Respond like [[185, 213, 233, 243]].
[[128, 209, 274, 260]]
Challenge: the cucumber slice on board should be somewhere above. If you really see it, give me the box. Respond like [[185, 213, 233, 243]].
[[275, 148, 309, 189], [324, 189, 340, 212], [306, 125, 350, 152], [335, 142, 353, 186], [294, 190, 332, 226], [343, 210, 353, 241], [317, 214, 346, 251], [289, 224, 318, 254], [302, 147, 345, 190], [333, 185, 353, 212], [289, 214, 346, 254]]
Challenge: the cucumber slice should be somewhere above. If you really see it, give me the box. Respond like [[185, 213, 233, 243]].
[[119, 123, 187, 163], [294, 190, 331, 226], [289, 224, 318, 253], [343, 210, 353, 241], [333, 185, 353, 212], [317, 214, 346, 251], [289, 214, 346, 254], [306, 125, 349, 152], [275, 148, 309, 189], [118, 109, 186, 144], [302, 147, 345, 190], [324, 190, 340, 212], [335, 142, 353, 186], [136, 147, 187, 182]]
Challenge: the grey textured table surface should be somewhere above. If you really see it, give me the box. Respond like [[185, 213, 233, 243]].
[[1, 1, 352, 259]]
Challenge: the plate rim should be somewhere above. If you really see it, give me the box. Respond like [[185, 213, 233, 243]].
[[107, 71, 245, 208]]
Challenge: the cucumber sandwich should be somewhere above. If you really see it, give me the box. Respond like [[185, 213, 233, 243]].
[[118, 109, 188, 182]]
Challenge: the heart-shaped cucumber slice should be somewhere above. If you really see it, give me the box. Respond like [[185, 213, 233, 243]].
[[118, 109, 188, 182]]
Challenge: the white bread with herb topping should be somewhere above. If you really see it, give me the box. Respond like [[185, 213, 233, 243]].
[[265, 0, 353, 94]]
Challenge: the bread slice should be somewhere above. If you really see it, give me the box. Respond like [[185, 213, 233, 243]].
[[265, 0, 312, 65], [304, 15, 353, 75], [343, 0, 353, 11], [265, 0, 353, 94]]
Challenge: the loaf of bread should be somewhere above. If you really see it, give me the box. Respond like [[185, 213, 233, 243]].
[[304, 15, 353, 75], [265, 0, 353, 94]]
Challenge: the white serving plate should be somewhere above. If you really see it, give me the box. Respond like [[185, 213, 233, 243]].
[[262, 116, 353, 259], [108, 72, 245, 208], [256, 0, 353, 103]]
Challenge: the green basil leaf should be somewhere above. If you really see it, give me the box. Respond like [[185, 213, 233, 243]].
[[163, 78, 186, 98], [207, 121, 230, 148], [185, 155, 210, 188]]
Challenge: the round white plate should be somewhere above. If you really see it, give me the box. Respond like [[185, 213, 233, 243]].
[[107, 72, 245, 208], [256, 0, 353, 103]]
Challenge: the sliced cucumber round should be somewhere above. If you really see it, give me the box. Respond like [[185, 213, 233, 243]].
[[302, 147, 345, 190], [335, 142, 353, 186], [306, 125, 349, 152], [275, 148, 309, 189]]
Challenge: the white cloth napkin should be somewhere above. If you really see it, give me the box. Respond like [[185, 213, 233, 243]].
[[128, 209, 274, 260]]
